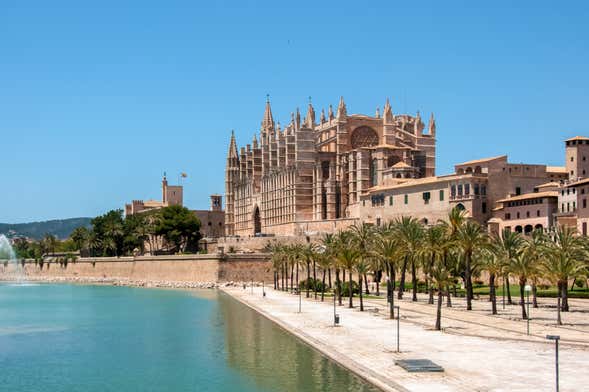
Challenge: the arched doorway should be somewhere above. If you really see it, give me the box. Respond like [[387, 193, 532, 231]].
[[253, 206, 261, 235]]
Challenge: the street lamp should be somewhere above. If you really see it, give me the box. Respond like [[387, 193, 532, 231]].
[[387, 278, 395, 319], [525, 284, 532, 335], [395, 305, 400, 353], [333, 287, 340, 326], [502, 278, 506, 310], [262, 280, 266, 297], [546, 335, 560, 392]]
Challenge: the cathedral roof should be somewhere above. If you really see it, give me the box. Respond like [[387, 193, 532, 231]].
[[456, 155, 507, 166], [391, 161, 412, 169], [496, 191, 558, 203]]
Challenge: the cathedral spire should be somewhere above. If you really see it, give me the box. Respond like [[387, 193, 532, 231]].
[[336, 96, 347, 120], [375, 107, 380, 119], [383, 98, 393, 123], [227, 130, 239, 165], [305, 97, 315, 128], [414, 111, 423, 134], [295, 107, 301, 130], [320, 108, 326, 124], [428, 112, 436, 136], [252, 133, 258, 148], [328, 104, 334, 121], [261, 95, 274, 132]]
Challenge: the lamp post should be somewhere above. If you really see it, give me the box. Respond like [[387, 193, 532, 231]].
[[395, 305, 400, 353], [251, 279, 254, 295], [262, 280, 266, 297], [387, 278, 394, 319], [525, 284, 532, 335], [546, 335, 560, 392], [333, 286, 339, 326]]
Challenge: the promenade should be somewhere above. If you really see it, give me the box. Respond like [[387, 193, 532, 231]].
[[223, 286, 589, 392]]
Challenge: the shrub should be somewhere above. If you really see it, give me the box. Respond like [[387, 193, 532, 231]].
[[341, 281, 360, 296], [299, 278, 326, 292], [574, 280, 585, 289]]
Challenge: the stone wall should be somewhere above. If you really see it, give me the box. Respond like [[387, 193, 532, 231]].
[[0, 254, 272, 283]]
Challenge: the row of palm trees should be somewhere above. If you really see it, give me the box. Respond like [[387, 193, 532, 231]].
[[266, 208, 589, 329]]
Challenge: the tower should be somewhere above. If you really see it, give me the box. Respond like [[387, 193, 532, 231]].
[[210, 194, 222, 212], [162, 173, 168, 204], [565, 136, 589, 181], [225, 130, 239, 235]]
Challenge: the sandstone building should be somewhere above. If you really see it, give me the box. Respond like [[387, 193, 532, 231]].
[[125, 175, 225, 238], [225, 97, 436, 236]]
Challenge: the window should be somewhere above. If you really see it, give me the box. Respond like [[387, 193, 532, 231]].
[[451, 185, 456, 197], [465, 184, 470, 195], [584, 199, 587, 209], [526, 211, 530, 218], [561, 203, 565, 212], [482, 202, 487, 214], [571, 156, 574, 162], [370, 158, 378, 186], [474, 184, 480, 195], [404, 194, 408, 204], [439, 190, 444, 201], [389, 196, 393, 206], [458, 184, 463, 196], [423, 192, 431, 204], [573, 201, 576, 210], [567, 202, 570, 212], [481, 185, 486, 196], [517, 212, 520, 219], [584, 222, 588, 236], [537, 210, 540, 217], [515, 187, 521, 196], [505, 213, 511, 220], [376, 218, 381, 226], [363, 200, 365, 206]]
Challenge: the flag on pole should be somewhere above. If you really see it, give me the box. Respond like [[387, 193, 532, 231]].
[[181, 172, 187, 178]]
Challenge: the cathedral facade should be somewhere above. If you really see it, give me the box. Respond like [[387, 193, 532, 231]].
[[225, 97, 436, 237]]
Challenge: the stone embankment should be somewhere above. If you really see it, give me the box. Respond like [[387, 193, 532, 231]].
[[0, 275, 266, 289]]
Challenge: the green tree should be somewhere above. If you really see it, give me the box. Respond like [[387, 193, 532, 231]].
[[455, 221, 488, 310], [155, 205, 201, 253]]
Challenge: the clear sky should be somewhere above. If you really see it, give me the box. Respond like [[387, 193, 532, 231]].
[[1, 0, 588, 223]]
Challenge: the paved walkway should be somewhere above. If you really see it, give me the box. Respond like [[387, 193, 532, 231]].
[[223, 286, 589, 392]]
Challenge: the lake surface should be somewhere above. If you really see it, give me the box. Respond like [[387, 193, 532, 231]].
[[0, 284, 379, 392]]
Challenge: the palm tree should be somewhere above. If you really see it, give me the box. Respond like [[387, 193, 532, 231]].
[[481, 246, 504, 315], [371, 228, 399, 301], [509, 251, 538, 319], [316, 251, 332, 301], [522, 230, 548, 308], [355, 258, 370, 311], [455, 220, 488, 310], [494, 229, 524, 305], [542, 226, 586, 321], [419, 225, 449, 305], [394, 217, 423, 300], [350, 223, 374, 295], [431, 253, 453, 330], [336, 234, 359, 308]]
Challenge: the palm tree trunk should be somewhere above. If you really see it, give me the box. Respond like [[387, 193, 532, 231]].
[[411, 259, 418, 302], [321, 269, 326, 302], [342, 270, 346, 285], [519, 280, 527, 319], [306, 261, 311, 298], [465, 252, 473, 310], [290, 263, 294, 292], [532, 283, 538, 308], [428, 278, 435, 305], [505, 273, 513, 304], [364, 273, 369, 295], [435, 289, 443, 330], [490, 273, 497, 315], [561, 280, 569, 312], [296, 265, 299, 293], [359, 274, 364, 311], [348, 269, 353, 308], [328, 268, 332, 289], [557, 288, 563, 325], [313, 260, 317, 299], [336, 269, 342, 306], [398, 256, 408, 299], [446, 285, 452, 307], [375, 271, 381, 296]]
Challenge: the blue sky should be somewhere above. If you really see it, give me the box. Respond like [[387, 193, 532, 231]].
[[1, 1, 588, 223]]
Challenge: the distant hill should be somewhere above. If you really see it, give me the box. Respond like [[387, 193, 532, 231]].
[[0, 218, 92, 240]]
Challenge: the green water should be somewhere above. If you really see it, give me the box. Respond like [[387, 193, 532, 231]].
[[0, 284, 379, 391]]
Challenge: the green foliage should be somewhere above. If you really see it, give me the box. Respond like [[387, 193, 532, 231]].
[[155, 205, 201, 253], [341, 280, 359, 296], [299, 277, 326, 292]]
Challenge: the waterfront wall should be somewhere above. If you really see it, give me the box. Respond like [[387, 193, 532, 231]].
[[0, 254, 273, 283]]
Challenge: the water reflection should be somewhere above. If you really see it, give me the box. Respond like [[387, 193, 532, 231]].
[[218, 292, 380, 392]]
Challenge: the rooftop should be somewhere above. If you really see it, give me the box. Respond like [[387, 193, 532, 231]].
[[456, 155, 507, 166], [546, 166, 567, 173], [496, 191, 558, 203], [565, 136, 589, 142]]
